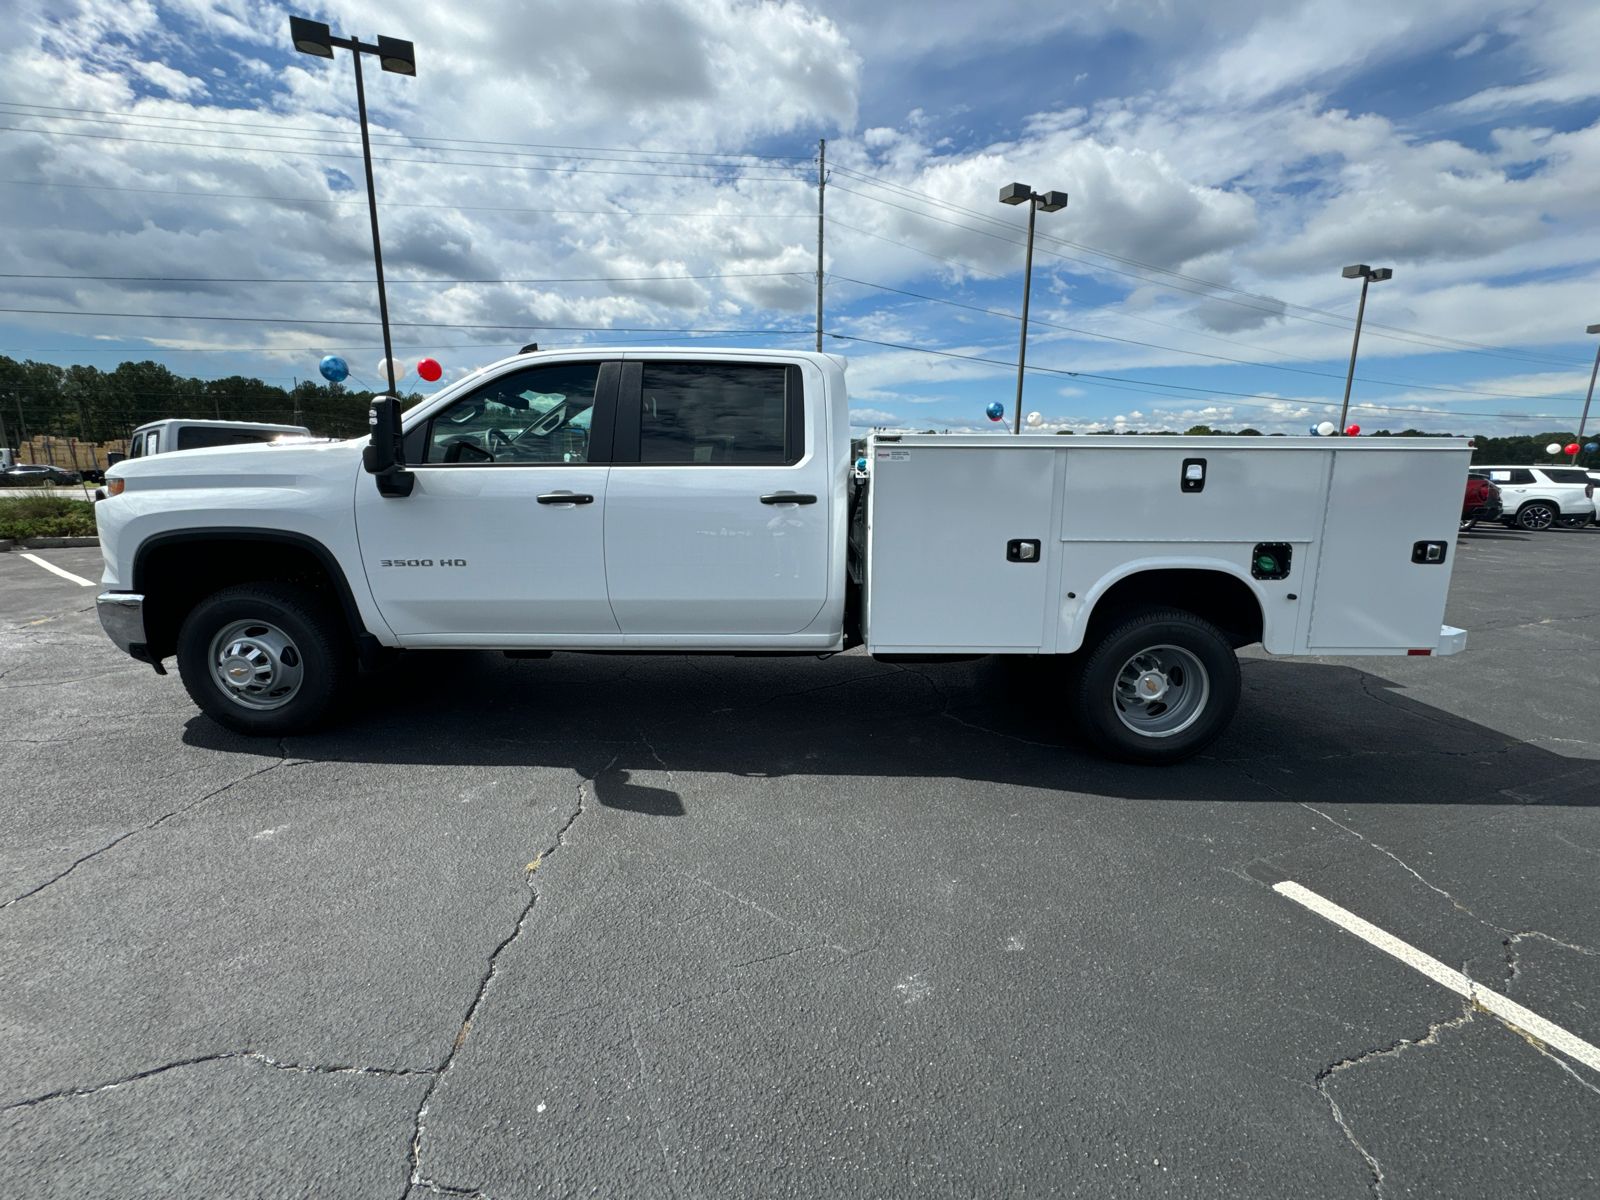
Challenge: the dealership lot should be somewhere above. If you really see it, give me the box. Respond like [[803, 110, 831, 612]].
[[1, 531, 1596, 1197]]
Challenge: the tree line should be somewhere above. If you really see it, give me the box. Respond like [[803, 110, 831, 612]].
[[0, 356, 421, 446], [2, 355, 1593, 468]]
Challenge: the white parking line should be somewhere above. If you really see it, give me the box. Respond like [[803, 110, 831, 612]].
[[1275, 880, 1600, 1074], [18, 553, 96, 588]]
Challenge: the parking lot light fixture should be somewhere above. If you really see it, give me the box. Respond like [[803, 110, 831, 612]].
[[1338, 264, 1392, 435], [289, 16, 417, 396], [1000, 183, 1068, 435], [1579, 323, 1600, 445]]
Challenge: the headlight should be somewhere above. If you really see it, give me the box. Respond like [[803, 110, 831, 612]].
[[107, 478, 126, 496]]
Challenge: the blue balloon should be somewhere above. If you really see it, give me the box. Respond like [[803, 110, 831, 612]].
[[1309, 425, 1320, 436], [1587, 443, 1599, 453], [318, 355, 349, 383], [986, 401, 1005, 422]]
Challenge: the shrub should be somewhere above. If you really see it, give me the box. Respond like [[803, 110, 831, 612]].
[[0, 496, 97, 539]]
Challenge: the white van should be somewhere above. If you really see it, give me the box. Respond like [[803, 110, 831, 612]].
[[127, 419, 312, 458]]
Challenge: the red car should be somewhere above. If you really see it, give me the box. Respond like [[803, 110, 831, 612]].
[[1461, 473, 1502, 531]]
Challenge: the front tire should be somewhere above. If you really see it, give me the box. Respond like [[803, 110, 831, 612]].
[[176, 583, 355, 736], [1068, 608, 1241, 765]]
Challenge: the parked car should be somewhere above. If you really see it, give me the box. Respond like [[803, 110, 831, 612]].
[[1474, 465, 1595, 530], [1461, 473, 1501, 530], [0, 463, 83, 487]]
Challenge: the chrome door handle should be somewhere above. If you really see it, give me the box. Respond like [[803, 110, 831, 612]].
[[537, 492, 594, 505], [760, 493, 817, 505]]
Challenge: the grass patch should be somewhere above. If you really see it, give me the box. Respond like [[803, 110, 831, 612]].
[[0, 495, 97, 539]]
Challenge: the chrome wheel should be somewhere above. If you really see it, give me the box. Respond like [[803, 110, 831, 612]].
[[208, 619, 305, 710], [1112, 644, 1210, 738]]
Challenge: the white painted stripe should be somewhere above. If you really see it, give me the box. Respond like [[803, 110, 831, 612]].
[[1275, 880, 1600, 1074], [18, 553, 96, 588]]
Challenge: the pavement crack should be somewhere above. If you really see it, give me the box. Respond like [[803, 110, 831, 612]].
[[404, 754, 613, 1198], [2, 1052, 434, 1111], [1316, 1004, 1476, 1198], [1297, 803, 1474, 915], [0, 745, 299, 910]]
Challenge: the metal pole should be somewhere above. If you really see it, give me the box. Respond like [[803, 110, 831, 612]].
[[1578, 340, 1600, 444], [816, 139, 825, 354], [1338, 275, 1370, 434], [351, 47, 397, 396], [1013, 199, 1037, 436]]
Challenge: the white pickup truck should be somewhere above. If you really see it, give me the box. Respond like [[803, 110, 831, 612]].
[[94, 348, 1470, 763]]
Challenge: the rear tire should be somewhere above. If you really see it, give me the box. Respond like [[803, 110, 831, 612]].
[[1068, 608, 1241, 765], [1459, 518, 1477, 531], [176, 583, 355, 736], [1516, 502, 1557, 531]]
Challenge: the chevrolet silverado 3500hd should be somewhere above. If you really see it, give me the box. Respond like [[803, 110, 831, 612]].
[[94, 348, 1470, 763]]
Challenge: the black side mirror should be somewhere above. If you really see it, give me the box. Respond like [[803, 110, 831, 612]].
[[362, 396, 414, 497]]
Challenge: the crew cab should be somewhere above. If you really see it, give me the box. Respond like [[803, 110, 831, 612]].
[[127, 418, 313, 458], [93, 348, 1471, 764]]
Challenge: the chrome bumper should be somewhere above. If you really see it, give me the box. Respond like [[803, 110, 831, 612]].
[[96, 592, 146, 653]]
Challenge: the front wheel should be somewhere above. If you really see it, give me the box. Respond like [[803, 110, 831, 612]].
[[1067, 608, 1241, 765], [176, 582, 356, 736], [1459, 518, 1477, 532]]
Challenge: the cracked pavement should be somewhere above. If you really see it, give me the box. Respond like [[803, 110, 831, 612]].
[[1, 531, 1597, 1198]]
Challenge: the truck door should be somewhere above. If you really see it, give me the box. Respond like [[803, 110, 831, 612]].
[[603, 360, 829, 634], [355, 360, 618, 638]]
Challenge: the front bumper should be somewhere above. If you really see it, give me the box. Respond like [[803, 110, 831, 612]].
[[96, 592, 146, 653]]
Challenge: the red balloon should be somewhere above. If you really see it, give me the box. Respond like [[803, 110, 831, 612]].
[[1345, 424, 1360, 436], [417, 357, 442, 382], [1565, 443, 1580, 456]]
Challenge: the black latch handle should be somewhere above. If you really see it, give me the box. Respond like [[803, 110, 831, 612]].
[[537, 492, 594, 505], [760, 493, 818, 505]]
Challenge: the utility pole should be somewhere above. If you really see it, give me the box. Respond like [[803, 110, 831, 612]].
[[816, 138, 826, 353]]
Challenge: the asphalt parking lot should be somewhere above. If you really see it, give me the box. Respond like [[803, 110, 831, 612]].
[[1, 528, 1596, 1198]]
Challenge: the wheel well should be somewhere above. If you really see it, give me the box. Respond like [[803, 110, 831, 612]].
[[1084, 568, 1263, 649], [134, 532, 365, 660]]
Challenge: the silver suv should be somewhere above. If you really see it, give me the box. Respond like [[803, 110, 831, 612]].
[[1476, 465, 1596, 530]]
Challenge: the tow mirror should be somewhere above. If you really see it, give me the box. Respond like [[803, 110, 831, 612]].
[[362, 396, 414, 497]]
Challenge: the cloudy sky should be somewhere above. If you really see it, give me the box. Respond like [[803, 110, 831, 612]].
[[2, 0, 1599, 433]]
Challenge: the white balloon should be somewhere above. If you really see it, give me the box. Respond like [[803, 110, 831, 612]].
[[1545, 443, 1563, 455], [375, 357, 402, 386], [1316, 421, 1336, 437], [1026, 411, 1043, 427]]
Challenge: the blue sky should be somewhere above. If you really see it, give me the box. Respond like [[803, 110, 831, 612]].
[[2, 0, 1599, 434]]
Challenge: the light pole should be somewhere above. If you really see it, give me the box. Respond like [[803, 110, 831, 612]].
[[1338, 263, 1392, 434], [290, 17, 415, 396], [1578, 323, 1600, 446], [1000, 183, 1068, 435]]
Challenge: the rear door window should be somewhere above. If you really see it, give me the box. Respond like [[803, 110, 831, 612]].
[[632, 362, 802, 465], [177, 426, 279, 451], [1537, 468, 1590, 484], [146, 431, 160, 454], [130, 434, 145, 458]]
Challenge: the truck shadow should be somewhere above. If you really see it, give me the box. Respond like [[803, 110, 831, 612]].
[[183, 650, 1599, 811]]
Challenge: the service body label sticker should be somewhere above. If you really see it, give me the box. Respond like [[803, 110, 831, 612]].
[[876, 448, 911, 462]]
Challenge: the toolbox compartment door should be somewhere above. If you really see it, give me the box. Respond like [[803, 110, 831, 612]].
[[1309, 448, 1463, 650], [866, 446, 1055, 651]]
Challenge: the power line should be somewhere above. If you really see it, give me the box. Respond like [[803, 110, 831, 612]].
[[823, 333, 1581, 421], [0, 270, 809, 285], [0, 101, 813, 162], [827, 166, 1588, 368], [0, 306, 812, 335], [0, 124, 810, 183], [826, 274, 1588, 404]]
